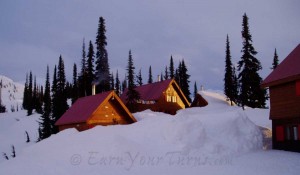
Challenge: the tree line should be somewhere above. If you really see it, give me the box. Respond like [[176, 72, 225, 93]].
[[224, 13, 279, 109], [22, 16, 192, 141]]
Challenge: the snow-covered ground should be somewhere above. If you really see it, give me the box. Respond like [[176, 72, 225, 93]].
[[0, 90, 299, 175]]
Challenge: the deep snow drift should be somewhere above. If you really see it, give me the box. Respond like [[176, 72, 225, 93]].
[[0, 90, 299, 175]]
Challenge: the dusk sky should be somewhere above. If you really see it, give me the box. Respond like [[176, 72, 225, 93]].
[[1, 0, 299, 90]]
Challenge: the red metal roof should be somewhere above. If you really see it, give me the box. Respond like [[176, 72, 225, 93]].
[[121, 79, 173, 102], [262, 44, 300, 87], [55, 91, 113, 125]]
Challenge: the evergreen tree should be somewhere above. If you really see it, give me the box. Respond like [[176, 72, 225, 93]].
[[72, 63, 79, 104], [136, 69, 143, 86], [224, 35, 237, 105], [22, 74, 29, 110], [115, 70, 121, 96], [110, 72, 115, 90], [0, 80, 5, 113], [232, 66, 239, 104], [78, 39, 88, 97], [271, 48, 279, 70], [194, 81, 198, 99], [179, 60, 191, 102], [52, 56, 69, 133], [95, 17, 110, 92], [238, 13, 266, 108], [38, 66, 52, 141], [126, 50, 140, 112], [164, 66, 169, 80], [169, 55, 175, 79], [148, 66, 153, 84], [121, 77, 127, 94], [86, 40, 95, 96], [27, 71, 33, 116]]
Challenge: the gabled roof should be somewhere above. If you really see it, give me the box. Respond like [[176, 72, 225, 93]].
[[262, 44, 300, 87], [120, 79, 190, 106], [191, 93, 208, 107], [55, 91, 135, 126]]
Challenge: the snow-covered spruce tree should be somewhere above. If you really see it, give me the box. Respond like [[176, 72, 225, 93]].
[[38, 66, 53, 141], [126, 50, 140, 112], [224, 35, 237, 105], [95, 17, 110, 92], [237, 13, 266, 108], [271, 48, 279, 70], [148, 66, 153, 84]]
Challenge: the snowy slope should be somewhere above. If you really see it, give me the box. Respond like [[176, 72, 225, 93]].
[[0, 111, 39, 163], [0, 90, 299, 175], [0, 75, 24, 112]]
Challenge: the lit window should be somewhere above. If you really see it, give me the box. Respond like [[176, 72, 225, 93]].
[[167, 95, 172, 102], [172, 96, 177, 103]]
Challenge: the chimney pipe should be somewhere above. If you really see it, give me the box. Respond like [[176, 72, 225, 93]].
[[92, 84, 96, 95], [157, 75, 161, 82]]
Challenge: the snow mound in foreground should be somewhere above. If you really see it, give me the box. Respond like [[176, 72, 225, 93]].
[[0, 90, 265, 174]]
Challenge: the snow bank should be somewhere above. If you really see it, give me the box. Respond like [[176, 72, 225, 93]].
[[1, 90, 294, 175]]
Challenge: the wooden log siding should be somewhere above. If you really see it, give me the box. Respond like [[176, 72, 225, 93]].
[[269, 81, 300, 119], [87, 99, 131, 125]]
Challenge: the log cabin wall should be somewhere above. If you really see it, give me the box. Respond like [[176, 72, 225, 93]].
[[269, 81, 300, 119], [88, 99, 133, 125], [269, 80, 300, 152]]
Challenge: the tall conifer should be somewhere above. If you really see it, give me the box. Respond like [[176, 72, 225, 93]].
[[271, 48, 279, 70], [126, 50, 140, 112], [238, 13, 266, 108], [95, 17, 110, 92], [148, 66, 153, 84], [224, 35, 237, 105]]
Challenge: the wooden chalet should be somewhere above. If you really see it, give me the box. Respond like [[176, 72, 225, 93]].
[[261, 44, 300, 152], [191, 93, 208, 107], [120, 79, 190, 115], [55, 91, 136, 131]]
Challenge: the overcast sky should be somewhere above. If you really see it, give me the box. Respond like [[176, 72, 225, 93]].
[[0, 0, 299, 90]]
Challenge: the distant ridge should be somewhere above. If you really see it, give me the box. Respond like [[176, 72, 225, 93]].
[[0, 75, 24, 112]]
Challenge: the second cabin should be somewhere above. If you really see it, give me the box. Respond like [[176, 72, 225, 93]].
[[121, 79, 190, 115]]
